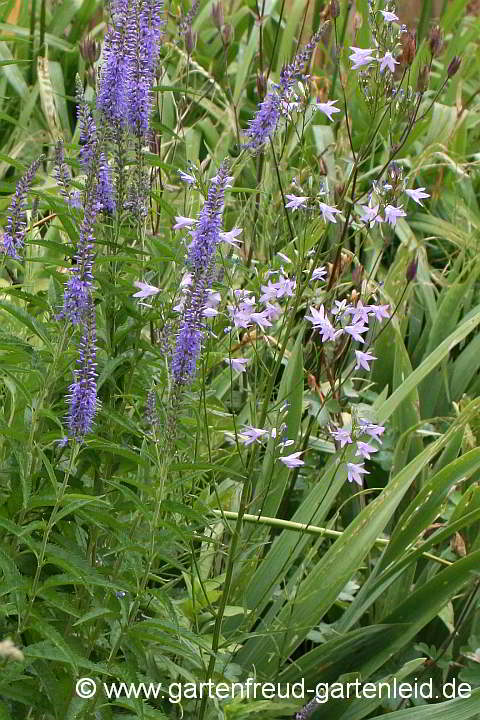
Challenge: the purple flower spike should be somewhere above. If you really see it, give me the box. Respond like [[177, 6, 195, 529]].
[[245, 28, 326, 150], [54, 141, 73, 201], [171, 282, 207, 384], [244, 91, 283, 151], [97, 0, 131, 126], [146, 387, 158, 430], [179, 0, 199, 36], [98, 0, 164, 134], [61, 197, 100, 324], [66, 298, 98, 441], [171, 163, 231, 385], [126, 0, 165, 136], [1, 156, 43, 259], [97, 153, 116, 213], [76, 79, 97, 170], [186, 162, 231, 273]]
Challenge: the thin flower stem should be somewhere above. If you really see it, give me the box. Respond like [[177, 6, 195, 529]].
[[269, 138, 295, 242], [330, 2, 350, 98]]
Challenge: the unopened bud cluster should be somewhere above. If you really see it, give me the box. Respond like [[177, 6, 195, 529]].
[[211, 1, 232, 46]]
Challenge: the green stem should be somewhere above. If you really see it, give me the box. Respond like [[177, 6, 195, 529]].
[[29, 0, 37, 85], [330, 1, 350, 98], [209, 510, 452, 567]]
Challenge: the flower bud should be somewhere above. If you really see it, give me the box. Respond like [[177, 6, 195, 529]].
[[221, 23, 232, 46], [388, 161, 403, 185], [329, 0, 340, 18], [334, 182, 345, 204], [256, 71, 267, 99], [417, 65, 430, 93], [406, 258, 418, 283], [318, 156, 327, 176], [400, 30, 416, 66], [352, 11, 363, 31], [428, 25, 444, 57], [447, 55, 461, 78], [185, 28, 197, 55], [79, 36, 101, 65], [352, 264, 363, 287], [340, 250, 352, 271], [86, 66, 97, 88], [212, 1, 224, 30]]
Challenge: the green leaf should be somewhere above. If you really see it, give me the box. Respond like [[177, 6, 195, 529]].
[[381, 448, 480, 568], [252, 328, 304, 517], [0, 300, 51, 346], [278, 625, 408, 686], [0, 42, 28, 99], [378, 308, 480, 424], [367, 686, 480, 720]]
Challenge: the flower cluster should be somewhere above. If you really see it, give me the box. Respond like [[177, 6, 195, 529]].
[[226, 268, 296, 332], [224, 403, 303, 468], [1, 156, 42, 259], [330, 417, 386, 486], [349, 3, 411, 109], [357, 163, 430, 230], [284, 191, 342, 222], [306, 298, 390, 349]]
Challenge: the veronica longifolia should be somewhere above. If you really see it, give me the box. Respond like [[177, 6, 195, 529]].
[[66, 298, 99, 441], [244, 27, 326, 150], [98, 0, 164, 136], [171, 163, 231, 385], [1, 156, 42, 259], [61, 195, 101, 325]]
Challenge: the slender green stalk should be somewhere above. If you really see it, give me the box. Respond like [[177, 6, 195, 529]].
[[29, 0, 37, 85], [209, 510, 452, 567]]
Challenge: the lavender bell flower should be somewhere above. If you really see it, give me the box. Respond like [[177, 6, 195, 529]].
[[171, 163, 230, 385], [66, 298, 98, 441], [278, 451, 305, 468], [1, 156, 43, 259]]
